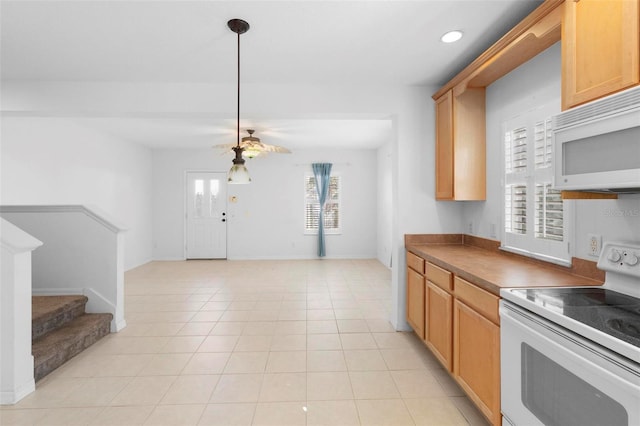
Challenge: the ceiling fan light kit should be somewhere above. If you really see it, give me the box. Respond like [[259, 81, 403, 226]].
[[227, 18, 251, 184], [241, 129, 262, 159]]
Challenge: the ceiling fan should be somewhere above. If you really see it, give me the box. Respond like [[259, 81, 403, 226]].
[[214, 129, 292, 159]]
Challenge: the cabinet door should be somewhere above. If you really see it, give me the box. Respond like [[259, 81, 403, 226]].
[[425, 281, 453, 371], [453, 300, 501, 426], [406, 267, 425, 339], [562, 0, 640, 109], [452, 88, 486, 200], [435, 90, 454, 200], [434, 88, 486, 201]]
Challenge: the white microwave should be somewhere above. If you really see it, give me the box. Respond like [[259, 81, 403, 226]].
[[553, 86, 640, 193]]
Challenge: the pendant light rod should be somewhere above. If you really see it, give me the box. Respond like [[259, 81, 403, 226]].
[[228, 19, 250, 149], [236, 25, 240, 148], [227, 19, 251, 184]]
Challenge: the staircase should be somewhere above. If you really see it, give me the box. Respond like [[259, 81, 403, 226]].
[[32, 295, 112, 381]]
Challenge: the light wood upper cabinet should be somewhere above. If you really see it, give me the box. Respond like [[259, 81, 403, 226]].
[[435, 91, 454, 199], [562, 0, 640, 110], [435, 88, 486, 201]]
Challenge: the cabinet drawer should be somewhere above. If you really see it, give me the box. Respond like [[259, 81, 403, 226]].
[[407, 251, 425, 274], [454, 277, 499, 325], [425, 262, 453, 292]]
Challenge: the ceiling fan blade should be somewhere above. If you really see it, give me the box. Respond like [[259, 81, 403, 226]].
[[212, 142, 236, 148], [261, 144, 292, 153], [212, 130, 292, 157]]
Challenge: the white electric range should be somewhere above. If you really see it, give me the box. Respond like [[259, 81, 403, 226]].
[[499, 241, 640, 426]]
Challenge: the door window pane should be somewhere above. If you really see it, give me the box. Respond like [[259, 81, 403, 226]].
[[210, 179, 220, 216], [194, 179, 204, 217]]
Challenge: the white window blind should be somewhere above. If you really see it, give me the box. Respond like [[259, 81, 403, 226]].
[[506, 126, 528, 174], [305, 175, 341, 234], [503, 103, 571, 265], [535, 183, 563, 241], [534, 119, 553, 169], [505, 184, 527, 235]]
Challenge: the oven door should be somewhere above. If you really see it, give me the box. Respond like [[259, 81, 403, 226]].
[[500, 300, 640, 426]]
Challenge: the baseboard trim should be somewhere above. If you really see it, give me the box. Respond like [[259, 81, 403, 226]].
[[0, 377, 35, 405]]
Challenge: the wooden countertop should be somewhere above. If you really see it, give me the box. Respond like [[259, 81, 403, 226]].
[[406, 242, 603, 296]]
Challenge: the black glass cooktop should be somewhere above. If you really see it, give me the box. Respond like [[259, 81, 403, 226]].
[[510, 288, 640, 349]]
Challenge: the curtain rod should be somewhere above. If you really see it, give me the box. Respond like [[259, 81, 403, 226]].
[[293, 162, 352, 167]]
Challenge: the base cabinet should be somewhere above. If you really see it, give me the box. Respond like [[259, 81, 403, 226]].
[[406, 251, 501, 426], [407, 267, 425, 339], [454, 299, 501, 426], [426, 282, 453, 371]]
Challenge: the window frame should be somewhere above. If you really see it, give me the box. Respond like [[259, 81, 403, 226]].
[[304, 173, 342, 235], [501, 102, 572, 266]]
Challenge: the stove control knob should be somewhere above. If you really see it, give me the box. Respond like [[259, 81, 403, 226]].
[[608, 249, 622, 263], [624, 253, 639, 266]]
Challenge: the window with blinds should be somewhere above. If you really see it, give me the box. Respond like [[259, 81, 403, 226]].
[[305, 175, 341, 234], [503, 104, 571, 265]]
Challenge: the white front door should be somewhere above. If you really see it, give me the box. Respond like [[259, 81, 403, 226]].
[[186, 172, 227, 259]]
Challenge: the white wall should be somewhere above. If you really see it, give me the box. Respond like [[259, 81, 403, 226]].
[[572, 196, 640, 259], [377, 139, 393, 267], [463, 43, 561, 241], [1, 207, 127, 332], [2, 80, 466, 330], [463, 42, 640, 260], [390, 86, 465, 330], [0, 117, 153, 270], [152, 147, 379, 260]]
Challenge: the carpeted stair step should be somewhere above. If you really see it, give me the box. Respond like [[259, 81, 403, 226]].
[[32, 295, 89, 341], [33, 312, 112, 382]]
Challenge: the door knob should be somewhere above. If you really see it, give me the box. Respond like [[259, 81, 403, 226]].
[[222, 218, 226, 222]]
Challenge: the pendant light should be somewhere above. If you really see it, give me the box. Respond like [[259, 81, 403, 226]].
[[227, 18, 251, 184]]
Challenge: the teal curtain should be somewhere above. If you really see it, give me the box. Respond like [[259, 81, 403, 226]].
[[312, 163, 332, 257]]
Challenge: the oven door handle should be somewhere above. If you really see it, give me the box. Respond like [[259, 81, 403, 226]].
[[500, 301, 635, 369]]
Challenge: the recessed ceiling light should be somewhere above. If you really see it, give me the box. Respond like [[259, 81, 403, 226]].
[[441, 30, 463, 43]]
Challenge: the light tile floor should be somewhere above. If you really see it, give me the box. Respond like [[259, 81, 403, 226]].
[[1, 259, 490, 426]]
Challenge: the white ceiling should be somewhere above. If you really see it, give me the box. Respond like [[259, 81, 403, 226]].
[[1, 0, 543, 150]]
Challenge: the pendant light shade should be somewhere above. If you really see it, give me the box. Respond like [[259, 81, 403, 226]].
[[227, 18, 251, 184], [228, 146, 251, 184], [228, 164, 251, 184]]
